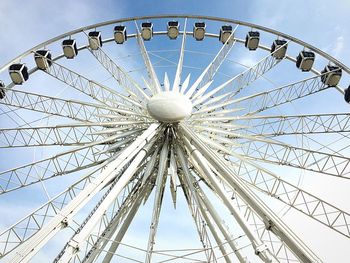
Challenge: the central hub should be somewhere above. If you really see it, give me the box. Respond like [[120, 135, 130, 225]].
[[147, 91, 192, 123]]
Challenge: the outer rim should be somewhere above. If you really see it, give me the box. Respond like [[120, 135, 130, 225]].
[[1, 14, 349, 76]]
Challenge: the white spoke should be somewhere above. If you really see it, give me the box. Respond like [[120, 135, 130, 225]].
[[164, 72, 170, 91], [97, 181, 152, 263], [186, 25, 238, 99], [44, 59, 144, 112], [57, 138, 156, 262], [0, 159, 111, 258], [0, 124, 110, 148], [0, 130, 140, 194], [176, 144, 219, 263], [239, 138, 350, 178], [86, 40, 150, 102], [180, 73, 191, 94], [135, 21, 162, 94], [192, 41, 289, 107], [1, 15, 349, 263], [7, 124, 160, 263], [145, 135, 169, 263], [235, 75, 329, 116], [238, 113, 350, 136], [179, 124, 321, 262], [0, 87, 137, 122], [178, 143, 245, 262], [230, 155, 350, 239], [173, 18, 187, 92]]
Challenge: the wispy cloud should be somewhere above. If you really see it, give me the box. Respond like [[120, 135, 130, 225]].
[[0, 0, 123, 66], [331, 36, 345, 59]]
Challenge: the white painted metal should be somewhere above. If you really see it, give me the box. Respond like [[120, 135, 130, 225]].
[[185, 25, 237, 98], [147, 91, 192, 122], [173, 18, 187, 92], [8, 124, 159, 263], [145, 136, 169, 263], [135, 21, 162, 94], [176, 144, 218, 262], [1, 15, 349, 263], [101, 184, 151, 263], [179, 124, 321, 263], [183, 137, 277, 263], [58, 137, 157, 262], [179, 73, 191, 94]]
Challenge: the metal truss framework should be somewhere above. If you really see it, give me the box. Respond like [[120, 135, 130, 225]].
[[0, 15, 349, 263]]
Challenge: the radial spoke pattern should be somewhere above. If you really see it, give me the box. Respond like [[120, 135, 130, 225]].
[[0, 15, 349, 263]]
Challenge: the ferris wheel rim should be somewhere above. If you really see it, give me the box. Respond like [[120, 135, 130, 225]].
[[1, 14, 349, 76], [0, 14, 349, 263]]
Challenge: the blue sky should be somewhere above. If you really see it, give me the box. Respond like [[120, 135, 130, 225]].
[[0, 0, 350, 262]]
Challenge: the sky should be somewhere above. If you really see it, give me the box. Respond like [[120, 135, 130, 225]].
[[0, 0, 350, 262], [0, 0, 350, 67]]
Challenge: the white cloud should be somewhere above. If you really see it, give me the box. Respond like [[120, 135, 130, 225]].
[[331, 36, 345, 58], [0, 0, 124, 66]]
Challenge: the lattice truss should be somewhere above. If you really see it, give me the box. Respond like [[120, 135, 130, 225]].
[[0, 15, 349, 263]]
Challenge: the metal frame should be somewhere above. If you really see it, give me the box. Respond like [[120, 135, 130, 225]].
[[0, 15, 349, 263]]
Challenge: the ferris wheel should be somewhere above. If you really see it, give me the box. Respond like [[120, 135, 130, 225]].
[[0, 15, 349, 262]]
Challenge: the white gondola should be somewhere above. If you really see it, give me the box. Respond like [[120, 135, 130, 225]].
[[9, 64, 29, 85], [0, 81, 5, 99], [345, 86, 350, 103], [88, 31, 102, 50], [34, 50, 52, 70], [321, 65, 342, 86], [245, 31, 260, 50], [167, 21, 179, 39], [62, 39, 78, 59], [193, 22, 206, 41], [271, 39, 288, 59], [141, 22, 153, 41], [114, 25, 127, 44], [219, 25, 233, 44], [296, 51, 315, 72]]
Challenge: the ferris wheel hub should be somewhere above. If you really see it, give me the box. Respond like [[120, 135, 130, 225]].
[[147, 91, 192, 122]]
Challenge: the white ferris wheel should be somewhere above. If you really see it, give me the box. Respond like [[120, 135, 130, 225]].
[[0, 15, 349, 263]]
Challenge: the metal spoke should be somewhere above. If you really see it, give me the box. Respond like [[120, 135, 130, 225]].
[[179, 123, 321, 263], [228, 155, 350, 239], [56, 142, 154, 262], [211, 167, 303, 262], [0, 158, 113, 258], [44, 57, 144, 112], [100, 149, 160, 263], [234, 75, 329, 116], [183, 137, 278, 263], [186, 138, 301, 262], [0, 87, 138, 123], [135, 20, 162, 94], [192, 42, 288, 107], [0, 124, 107, 148], [88, 179, 152, 263], [7, 124, 160, 263], [186, 25, 238, 99], [180, 74, 191, 94], [172, 18, 187, 92], [145, 135, 169, 263], [191, 124, 350, 179], [0, 133, 132, 194], [176, 144, 219, 263], [238, 113, 350, 136], [238, 138, 350, 179], [86, 39, 150, 102]]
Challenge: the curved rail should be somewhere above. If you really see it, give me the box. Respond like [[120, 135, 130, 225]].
[[1, 14, 349, 76]]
